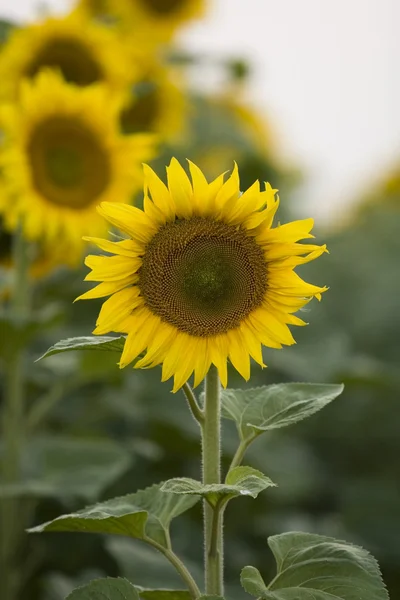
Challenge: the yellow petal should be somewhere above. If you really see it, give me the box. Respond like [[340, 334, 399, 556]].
[[75, 276, 138, 301], [193, 339, 212, 388], [166, 158, 193, 219], [210, 335, 229, 388], [239, 322, 266, 366], [143, 163, 174, 219], [97, 202, 157, 244], [83, 237, 141, 257], [227, 329, 251, 381], [94, 287, 142, 334], [215, 163, 240, 217], [259, 218, 315, 244], [84, 254, 141, 281]]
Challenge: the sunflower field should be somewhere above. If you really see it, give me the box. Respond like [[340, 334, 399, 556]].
[[0, 2, 399, 600]]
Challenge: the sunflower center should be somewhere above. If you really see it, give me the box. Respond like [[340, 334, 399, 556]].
[[139, 217, 267, 337], [139, 0, 187, 16], [120, 81, 159, 134], [25, 38, 103, 86], [28, 117, 111, 208], [0, 222, 13, 262]]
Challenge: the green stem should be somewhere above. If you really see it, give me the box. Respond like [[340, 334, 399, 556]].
[[202, 365, 223, 595], [229, 438, 251, 471], [0, 223, 30, 600], [146, 538, 201, 599], [182, 382, 204, 425]]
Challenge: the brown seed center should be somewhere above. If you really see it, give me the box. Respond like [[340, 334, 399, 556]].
[[25, 37, 103, 86], [28, 117, 110, 209], [139, 217, 267, 337]]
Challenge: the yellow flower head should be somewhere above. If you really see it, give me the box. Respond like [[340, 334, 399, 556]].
[[76, 0, 205, 42], [0, 13, 135, 101], [120, 62, 186, 141], [79, 159, 328, 391], [0, 71, 155, 256]]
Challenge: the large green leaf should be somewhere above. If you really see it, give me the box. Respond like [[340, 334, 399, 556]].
[[66, 577, 139, 600], [37, 336, 126, 361], [161, 467, 275, 507], [0, 436, 132, 501], [222, 383, 344, 442], [29, 483, 200, 548], [241, 532, 389, 599], [139, 591, 191, 600]]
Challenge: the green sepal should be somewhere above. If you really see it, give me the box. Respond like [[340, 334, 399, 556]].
[[28, 482, 200, 548], [66, 577, 139, 599], [36, 335, 126, 361], [161, 466, 275, 507], [222, 383, 344, 442], [241, 531, 389, 599]]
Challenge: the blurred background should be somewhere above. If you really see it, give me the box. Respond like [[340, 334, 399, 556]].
[[0, 0, 399, 599]]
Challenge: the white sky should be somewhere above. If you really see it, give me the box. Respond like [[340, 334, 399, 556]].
[[1, 0, 399, 221]]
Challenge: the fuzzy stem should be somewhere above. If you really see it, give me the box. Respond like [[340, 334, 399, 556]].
[[182, 382, 204, 425], [201, 365, 223, 594], [146, 538, 201, 598]]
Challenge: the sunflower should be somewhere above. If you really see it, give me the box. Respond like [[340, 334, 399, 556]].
[[0, 72, 155, 254], [78, 159, 327, 391], [0, 13, 134, 101], [0, 216, 69, 282], [77, 0, 205, 41], [120, 63, 186, 141]]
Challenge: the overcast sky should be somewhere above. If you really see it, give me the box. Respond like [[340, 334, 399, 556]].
[[1, 0, 399, 222]]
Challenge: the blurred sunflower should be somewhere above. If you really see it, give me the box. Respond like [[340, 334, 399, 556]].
[[0, 72, 155, 255], [120, 63, 186, 142], [0, 14, 134, 100], [0, 217, 68, 282], [79, 159, 327, 391], [77, 0, 205, 41]]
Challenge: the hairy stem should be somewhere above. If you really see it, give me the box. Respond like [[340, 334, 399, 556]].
[[147, 538, 201, 598], [202, 365, 223, 594], [182, 382, 204, 425]]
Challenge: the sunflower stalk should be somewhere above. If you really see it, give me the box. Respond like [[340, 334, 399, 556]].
[[201, 365, 224, 594], [0, 221, 30, 600]]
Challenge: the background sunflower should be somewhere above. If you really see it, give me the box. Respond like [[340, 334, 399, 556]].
[[0, 72, 155, 256]]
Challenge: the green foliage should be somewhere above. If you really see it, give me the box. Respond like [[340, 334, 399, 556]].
[[241, 532, 389, 600], [161, 467, 275, 507], [37, 336, 126, 361], [66, 578, 139, 600], [139, 591, 191, 600], [29, 483, 200, 548], [0, 436, 132, 501], [0, 305, 64, 359], [221, 383, 344, 442]]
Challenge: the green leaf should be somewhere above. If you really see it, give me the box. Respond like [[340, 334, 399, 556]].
[[0, 436, 132, 501], [139, 591, 191, 600], [222, 383, 344, 442], [0, 305, 64, 359], [241, 532, 389, 600], [161, 466, 275, 507], [36, 335, 126, 361], [66, 577, 139, 600], [28, 482, 200, 548]]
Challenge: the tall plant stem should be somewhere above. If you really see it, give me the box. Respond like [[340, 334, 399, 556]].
[[0, 223, 30, 600], [201, 365, 223, 594]]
